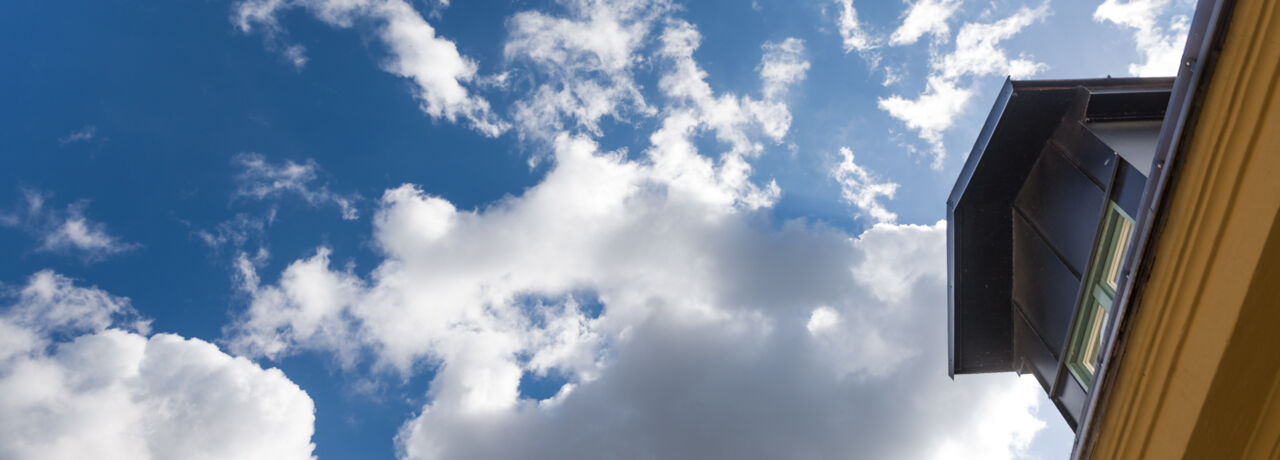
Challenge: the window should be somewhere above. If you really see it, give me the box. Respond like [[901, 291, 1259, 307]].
[[1066, 202, 1135, 390]]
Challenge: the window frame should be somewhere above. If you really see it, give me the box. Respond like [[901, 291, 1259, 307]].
[[1066, 201, 1136, 391]]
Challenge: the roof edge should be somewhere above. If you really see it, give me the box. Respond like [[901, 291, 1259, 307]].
[[948, 78, 1014, 209]]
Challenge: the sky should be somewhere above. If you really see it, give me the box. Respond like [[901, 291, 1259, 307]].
[[0, 0, 1195, 459]]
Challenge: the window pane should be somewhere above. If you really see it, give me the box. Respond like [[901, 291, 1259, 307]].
[[1081, 301, 1107, 375], [1105, 216, 1134, 291]]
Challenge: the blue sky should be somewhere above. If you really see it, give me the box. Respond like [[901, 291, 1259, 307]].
[[0, 0, 1194, 458]]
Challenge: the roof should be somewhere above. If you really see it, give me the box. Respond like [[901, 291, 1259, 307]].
[[947, 77, 1174, 377]]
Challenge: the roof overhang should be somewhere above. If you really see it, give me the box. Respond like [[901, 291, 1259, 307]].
[[948, 77, 1174, 377]]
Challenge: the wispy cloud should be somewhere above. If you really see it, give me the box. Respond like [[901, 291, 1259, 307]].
[[832, 147, 899, 224], [57, 125, 97, 145], [233, 0, 508, 136], [233, 153, 359, 220], [836, 0, 879, 53], [760, 38, 811, 100], [1, 190, 138, 261], [193, 212, 272, 253], [504, 0, 669, 146], [189, 154, 356, 290]]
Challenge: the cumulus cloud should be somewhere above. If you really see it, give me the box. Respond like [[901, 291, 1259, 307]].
[[890, 0, 961, 46], [832, 147, 899, 224], [836, 0, 878, 53], [1094, 0, 1191, 76], [0, 271, 315, 460], [233, 0, 507, 136], [233, 153, 360, 220], [0, 190, 138, 261], [851, 221, 947, 302], [228, 132, 791, 370], [226, 132, 1047, 459], [927, 376, 1046, 460], [879, 5, 1049, 168]]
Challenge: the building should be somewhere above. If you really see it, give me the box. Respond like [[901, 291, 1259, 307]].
[[947, 76, 1172, 425], [946, 0, 1280, 457]]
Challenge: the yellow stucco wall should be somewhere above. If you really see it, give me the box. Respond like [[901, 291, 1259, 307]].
[[1084, 0, 1280, 458]]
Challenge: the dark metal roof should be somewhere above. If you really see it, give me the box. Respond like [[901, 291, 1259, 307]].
[[947, 77, 1174, 377]]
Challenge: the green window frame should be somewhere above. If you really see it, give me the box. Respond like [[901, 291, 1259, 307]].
[[1066, 202, 1135, 391]]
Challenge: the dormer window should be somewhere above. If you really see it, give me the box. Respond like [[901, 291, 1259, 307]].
[[1066, 202, 1135, 390]]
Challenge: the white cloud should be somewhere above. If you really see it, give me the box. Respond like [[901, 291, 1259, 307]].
[[890, 0, 961, 46], [879, 5, 1049, 168], [759, 38, 811, 100], [5, 270, 148, 336], [836, 0, 878, 53], [1094, 0, 1191, 76], [230, 247, 365, 366], [927, 376, 1047, 460], [233, 0, 507, 136], [57, 125, 97, 146], [878, 76, 972, 162], [281, 44, 308, 68], [0, 271, 315, 460], [193, 154, 356, 267], [832, 147, 899, 224], [939, 7, 1050, 81], [227, 131, 789, 370], [851, 220, 948, 302], [806, 305, 841, 333], [234, 153, 360, 220], [504, 0, 669, 145], [650, 21, 803, 208], [882, 65, 905, 86], [194, 212, 272, 253], [1, 190, 138, 260], [227, 134, 1047, 459], [44, 218, 127, 254], [502, 1, 804, 199]]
